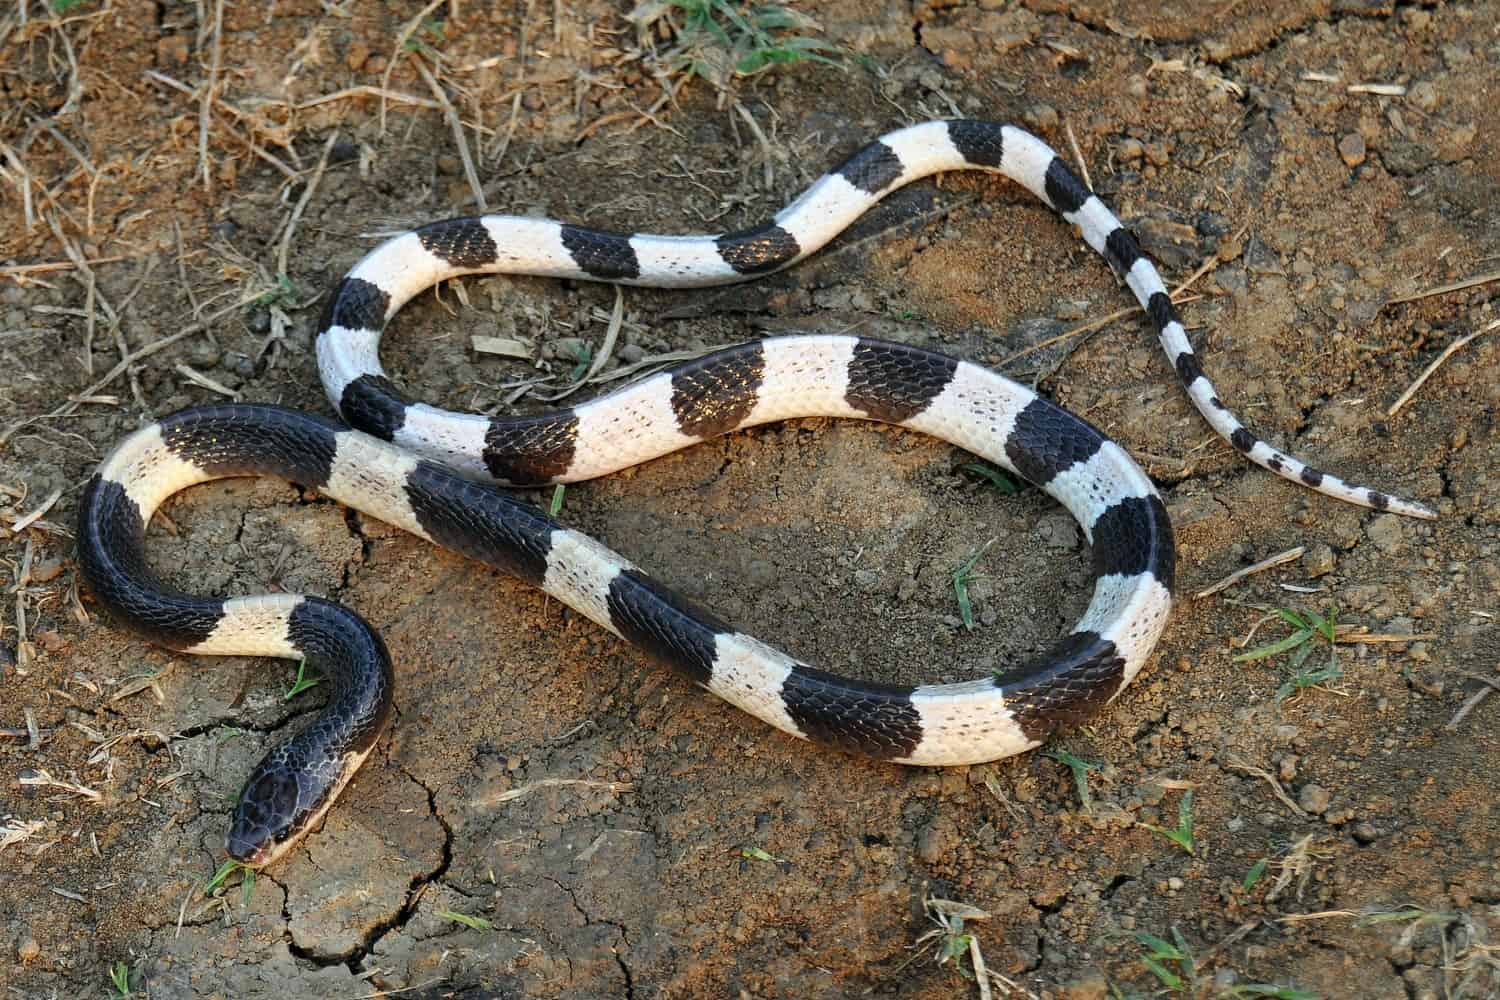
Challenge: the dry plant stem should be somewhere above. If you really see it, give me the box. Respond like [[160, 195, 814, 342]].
[[1195, 546, 1306, 599], [172, 218, 203, 320], [732, 100, 776, 190], [1064, 119, 1091, 190], [1226, 756, 1309, 818], [541, 288, 625, 401], [144, 70, 297, 179], [199, 0, 225, 193], [1446, 676, 1499, 732], [277, 131, 340, 279], [413, 57, 487, 211], [8, 488, 62, 535], [1385, 269, 1500, 305], [1000, 223, 1243, 370], [1386, 319, 1496, 417], [0, 294, 258, 449], [0, 255, 127, 281], [380, 0, 447, 132], [970, 935, 993, 1000], [0, 138, 37, 231]]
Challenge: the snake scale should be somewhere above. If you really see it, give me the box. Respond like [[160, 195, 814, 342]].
[[77, 120, 1433, 867]]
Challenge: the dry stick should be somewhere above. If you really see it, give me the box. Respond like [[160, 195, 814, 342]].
[[1386, 318, 1497, 417], [1064, 119, 1091, 191], [276, 130, 340, 280], [172, 217, 203, 322], [8, 488, 61, 536], [198, 0, 225, 193], [998, 223, 1246, 370], [35, 119, 96, 177], [0, 294, 256, 449], [1225, 756, 1309, 819], [43, 212, 113, 389], [380, 0, 447, 133], [0, 255, 128, 280], [1195, 546, 1306, 600], [0, 138, 36, 231], [1446, 675, 1500, 732], [144, 70, 297, 180], [1385, 269, 1500, 306], [732, 100, 776, 190], [297, 85, 441, 115], [413, 57, 487, 212], [540, 288, 625, 402]]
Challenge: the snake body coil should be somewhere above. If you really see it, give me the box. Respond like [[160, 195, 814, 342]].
[[78, 120, 1429, 866]]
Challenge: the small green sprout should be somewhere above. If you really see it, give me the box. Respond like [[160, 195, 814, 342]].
[[1243, 856, 1269, 892], [958, 462, 1020, 494], [285, 658, 320, 699], [549, 484, 566, 517], [108, 961, 131, 998], [952, 539, 996, 631], [1135, 928, 1194, 991], [436, 908, 494, 931], [1142, 790, 1195, 856], [1044, 748, 1100, 813]]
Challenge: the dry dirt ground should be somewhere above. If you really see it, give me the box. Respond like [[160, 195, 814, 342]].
[[2, 1, 1498, 998]]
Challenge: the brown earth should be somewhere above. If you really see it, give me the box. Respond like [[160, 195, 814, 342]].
[[1, 1, 1498, 998]]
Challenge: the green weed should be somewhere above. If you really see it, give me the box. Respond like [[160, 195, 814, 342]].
[[436, 908, 494, 931], [629, 0, 849, 93], [285, 658, 320, 699], [1141, 790, 1195, 855], [951, 539, 995, 631], [958, 462, 1020, 495], [108, 961, 131, 998], [1044, 748, 1100, 813]]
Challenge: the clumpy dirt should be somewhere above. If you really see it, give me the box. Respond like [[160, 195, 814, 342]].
[[2, 1, 1498, 997]]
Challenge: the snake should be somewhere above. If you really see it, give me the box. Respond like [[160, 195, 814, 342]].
[[77, 120, 1433, 868]]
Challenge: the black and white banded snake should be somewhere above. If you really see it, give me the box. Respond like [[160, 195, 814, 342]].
[[77, 120, 1434, 867]]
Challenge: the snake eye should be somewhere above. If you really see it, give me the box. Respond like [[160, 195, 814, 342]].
[[226, 769, 300, 865]]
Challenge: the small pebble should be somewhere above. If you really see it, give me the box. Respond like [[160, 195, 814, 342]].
[[1352, 821, 1380, 844], [1298, 783, 1331, 815], [1302, 542, 1336, 578], [30, 557, 63, 583], [346, 39, 371, 72], [1025, 103, 1059, 131], [18, 937, 39, 963], [1408, 80, 1439, 112], [1337, 132, 1366, 168], [1366, 514, 1404, 555], [853, 569, 879, 591], [916, 814, 959, 864], [34, 631, 66, 653]]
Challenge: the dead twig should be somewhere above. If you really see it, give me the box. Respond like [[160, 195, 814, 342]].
[[412, 56, 486, 212], [277, 130, 341, 280], [538, 287, 625, 401], [1225, 756, 1308, 819], [1446, 673, 1500, 731], [1384, 270, 1500, 306], [1195, 546, 1306, 599], [198, 0, 226, 192], [380, 0, 447, 133], [0, 293, 260, 449], [1386, 319, 1496, 417]]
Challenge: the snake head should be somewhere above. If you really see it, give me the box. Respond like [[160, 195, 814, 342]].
[[226, 767, 302, 867]]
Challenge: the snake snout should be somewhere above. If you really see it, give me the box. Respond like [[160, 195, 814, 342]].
[[227, 767, 302, 866]]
